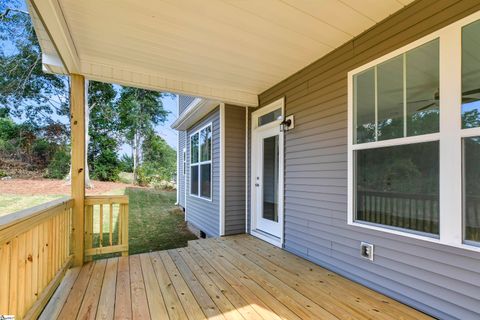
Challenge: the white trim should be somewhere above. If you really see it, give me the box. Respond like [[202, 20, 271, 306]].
[[219, 104, 226, 236], [439, 25, 462, 246], [189, 123, 213, 202], [245, 107, 249, 234], [172, 98, 216, 130], [252, 99, 285, 130], [250, 229, 282, 248], [176, 96, 180, 206], [30, 0, 80, 73], [250, 98, 285, 247], [347, 10, 480, 250]]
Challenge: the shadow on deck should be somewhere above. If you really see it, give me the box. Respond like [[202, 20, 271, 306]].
[[40, 235, 432, 320]]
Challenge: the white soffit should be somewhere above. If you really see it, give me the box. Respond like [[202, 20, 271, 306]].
[[30, 0, 413, 106]]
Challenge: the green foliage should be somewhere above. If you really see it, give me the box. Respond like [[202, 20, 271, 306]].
[[45, 147, 70, 179], [135, 132, 176, 187], [90, 148, 120, 181], [117, 87, 169, 142], [88, 81, 121, 181], [118, 155, 134, 173], [142, 132, 176, 179]]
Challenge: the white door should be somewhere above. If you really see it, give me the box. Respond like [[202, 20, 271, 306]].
[[251, 99, 284, 246]]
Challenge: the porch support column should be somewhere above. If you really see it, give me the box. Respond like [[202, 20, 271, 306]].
[[70, 74, 86, 266]]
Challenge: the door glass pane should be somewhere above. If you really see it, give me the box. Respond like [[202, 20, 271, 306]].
[[190, 133, 199, 163], [263, 135, 279, 222], [355, 141, 439, 235], [354, 68, 376, 144], [406, 39, 440, 136], [200, 126, 212, 161], [462, 20, 480, 128], [190, 165, 198, 195], [258, 108, 282, 127], [200, 163, 211, 199], [377, 56, 404, 140], [463, 136, 480, 243]]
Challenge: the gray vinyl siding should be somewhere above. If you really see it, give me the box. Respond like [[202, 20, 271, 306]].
[[224, 105, 246, 235], [186, 107, 220, 237], [178, 130, 186, 208], [178, 95, 196, 116], [255, 1, 480, 319]]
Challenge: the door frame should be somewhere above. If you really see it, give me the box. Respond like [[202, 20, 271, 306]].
[[250, 97, 285, 247]]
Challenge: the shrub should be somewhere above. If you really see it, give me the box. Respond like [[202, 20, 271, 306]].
[[90, 148, 120, 181], [45, 148, 70, 179], [118, 154, 134, 173]]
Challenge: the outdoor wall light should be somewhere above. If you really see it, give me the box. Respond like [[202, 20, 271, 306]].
[[280, 115, 295, 132]]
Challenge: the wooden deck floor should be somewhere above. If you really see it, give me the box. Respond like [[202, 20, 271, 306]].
[[40, 235, 432, 320]]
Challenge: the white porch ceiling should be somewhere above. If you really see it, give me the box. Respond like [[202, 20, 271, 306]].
[[29, 0, 413, 106]]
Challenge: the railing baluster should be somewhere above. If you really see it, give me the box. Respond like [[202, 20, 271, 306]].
[[83, 195, 129, 259], [99, 204, 104, 248], [109, 203, 113, 246]]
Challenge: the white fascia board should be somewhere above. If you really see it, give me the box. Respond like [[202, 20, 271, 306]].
[[30, 0, 80, 73], [81, 61, 259, 107], [171, 98, 220, 131]]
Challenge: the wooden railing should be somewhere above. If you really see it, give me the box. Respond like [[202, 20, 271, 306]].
[[84, 195, 129, 259], [465, 195, 480, 242], [357, 190, 439, 234], [0, 198, 73, 320]]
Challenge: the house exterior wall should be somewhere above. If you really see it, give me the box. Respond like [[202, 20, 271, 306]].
[[179, 95, 196, 116], [224, 104, 246, 235], [177, 130, 186, 208], [254, 1, 480, 319], [186, 107, 220, 237]]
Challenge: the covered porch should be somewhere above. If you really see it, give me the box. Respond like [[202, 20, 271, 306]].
[[40, 235, 431, 320]]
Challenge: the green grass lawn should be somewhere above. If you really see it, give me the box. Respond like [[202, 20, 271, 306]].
[[1, 187, 197, 255], [0, 195, 65, 217], [126, 187, 197, 255]]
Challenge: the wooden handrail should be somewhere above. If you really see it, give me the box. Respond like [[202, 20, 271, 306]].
[[84, 195, 129, 260], [0, 198, 73, 319]]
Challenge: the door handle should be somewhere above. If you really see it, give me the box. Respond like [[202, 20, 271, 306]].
[[255, 183, 260, 187]]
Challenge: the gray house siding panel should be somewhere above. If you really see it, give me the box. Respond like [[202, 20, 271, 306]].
[[186, 107, 220, 237], [224, 105, 246, 235], [178, 95, 196, 116], [178, 130, 186, 208], [255, 1, 480, 319]]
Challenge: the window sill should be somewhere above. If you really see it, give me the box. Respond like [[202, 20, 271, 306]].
[[189, 194, 213, 202], [348, 221, 480, 254]]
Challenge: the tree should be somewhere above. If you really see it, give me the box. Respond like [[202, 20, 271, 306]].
[[117, 87, 169, 183], [87, 81, 120, 181], [0, 1, 69, 127], [142, 131, 176, 180]]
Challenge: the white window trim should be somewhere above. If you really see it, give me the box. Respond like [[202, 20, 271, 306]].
[[189, 122, 213, 201], [347, 10, 480, 253]]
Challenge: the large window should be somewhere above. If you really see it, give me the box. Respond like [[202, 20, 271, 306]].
[[349, 12, 480, 250], [352, 39, 440, 236], [190, 124, 212, 200], [462, 19, 480, 244]]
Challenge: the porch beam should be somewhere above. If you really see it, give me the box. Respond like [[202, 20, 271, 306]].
[[70, 74, 85, 267]]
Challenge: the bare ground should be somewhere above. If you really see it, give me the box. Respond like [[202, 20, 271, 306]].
[[0, 178, 134, 196]]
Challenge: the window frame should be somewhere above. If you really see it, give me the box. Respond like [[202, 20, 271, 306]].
[[347, 11, 480, 253], [189, 123, 213, 201]]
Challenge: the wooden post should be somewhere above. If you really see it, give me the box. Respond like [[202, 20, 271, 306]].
[[70, 74, 86, 266]]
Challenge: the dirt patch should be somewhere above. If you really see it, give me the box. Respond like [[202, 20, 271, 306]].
[[0, 178, 135, 196]]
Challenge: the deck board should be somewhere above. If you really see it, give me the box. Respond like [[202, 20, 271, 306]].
[[41, 235, 433, 320]]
